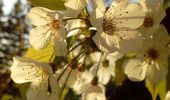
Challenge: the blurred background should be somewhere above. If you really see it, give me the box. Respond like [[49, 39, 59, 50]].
[[0, 0, 170, 100], [0, 0, 30, 99]]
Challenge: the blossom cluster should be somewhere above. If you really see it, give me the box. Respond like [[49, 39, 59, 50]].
[[10, 0, 170, 100]]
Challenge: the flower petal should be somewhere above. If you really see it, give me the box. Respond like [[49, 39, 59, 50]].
[[146, 61, 168, 85], [27, 79, 48, 100], [114, 3, 145, 29], [93, 31, 118, 53], [106, 0, 128, 17], [90, 52, 102, 62], [165, 91, 170, 100], [117, 30, 143, 54], [10, 57, 51, 83], [86, 92, 106, 100], [97, 67, 111, 84], [53, 31, 67, 56], [29, 25, 52, 50], [64, 0, 88, 17], [26, 7, 52, 26], [122, 59, 147, 81], [90, 0, 105, 30]]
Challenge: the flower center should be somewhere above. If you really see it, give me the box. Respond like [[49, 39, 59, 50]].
[[103, 18, 116, 35], [77, 64, 85, 72], [144, 48, 159, 61], [47, 78, 52, 95], [102, 59, 109, 67], [143, 17, 153, 28], [91, 77, 98, 86], [51, 20, 60, 30]]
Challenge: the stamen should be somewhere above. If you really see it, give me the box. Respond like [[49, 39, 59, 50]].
[[102, 59, 109, 67], [77, 64, 85, 72], [143, 17, 153, 28], [51, 20, 60, 30], [47, 78, 52, 95], [103, 18, 116, 35], [144, 48, 159, 61], [91, 77, 98, 86]]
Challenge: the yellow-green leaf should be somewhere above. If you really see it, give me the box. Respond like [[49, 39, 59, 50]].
[[27, 0, 66, 10], [146, 80, 167, 100], [24, 44, 55, 63], [156, 80, 167, 100], [115, 56, 128, 85]]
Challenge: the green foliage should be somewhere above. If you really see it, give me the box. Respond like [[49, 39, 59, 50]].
[[164, 0, 170, 9], [67, 36, 78, 49], [27, 0, 66, 10], [146, 79, 167, 100], [156, 80, 167, 100], [24, 44, 55, 62], [115, 56, 128, 85]]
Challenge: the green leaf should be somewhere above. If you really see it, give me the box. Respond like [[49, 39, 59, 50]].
[[61, 88, 69, 100], [66, 36, 78, 49], [156, 80, 167, 100], [164, 0, 170, 9], [27, 0, 66, 10], [146, 80, 167, 100], [24, 44, 55, 62], [1, 94, 13, 100], [115, 56, 128, 85]]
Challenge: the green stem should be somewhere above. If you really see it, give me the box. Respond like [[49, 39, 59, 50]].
[[57, 50, 85, 82], [95, 52, 103, 77], [63, 17, 87, 21]]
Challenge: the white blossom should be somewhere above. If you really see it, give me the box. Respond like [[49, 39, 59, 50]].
[[91, 0, 145, 54], [138, 0, 166, 37], [26, 7, 67, 56], [79, 76, 106, 100], [166, 91, 170, 100], [64, 0, 89, 17], [90, 52, 123, 84], [122, 25, 170, 85], [10, 57, 60, 100]]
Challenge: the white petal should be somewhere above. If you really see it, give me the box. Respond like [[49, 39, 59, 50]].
[[138, 6, 166, 38], [115, 3, 145, 29], [86, 93, 106, 100], [136, 37, 153, 59], [122, 59, 147, 81], [29, 26, 52, 50], [117, 31, 143, 54], [93, 0, 106, 14], [90, 8, 104, 30], [82, 70, 93, 83], [81, 83, 105, 94], [27, 79, 48, 100], [152, 25, 170, 59], [48, 75, 60, 100], [153, 25, 170, 49], [165, 91, 170, 100], [90, 0, 105, 30], [97, 68, 111, 84], [27, 75, 60, 100], [26, 7, 52, 26], [105, 0, 128, 18], [107, 65, 116, 77], [90, 52, 102, 62], [107, 52, 123, 65], [10, 57, 51, 83], [93, 31, 118, 53], [146, 61, 168, 85], [53, 31, 67, 56], [64, 0, 88, 17], [89, 64, 98, 76]]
